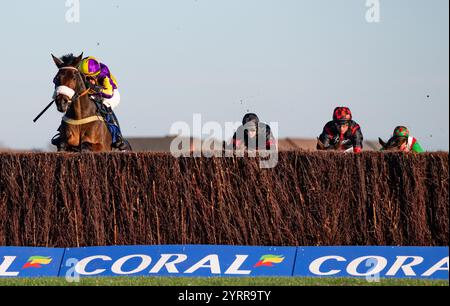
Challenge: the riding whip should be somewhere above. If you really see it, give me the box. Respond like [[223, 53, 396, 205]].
[[33, 100, 55, 123]]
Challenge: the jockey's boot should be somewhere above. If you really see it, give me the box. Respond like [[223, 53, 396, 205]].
[[51, 125, 68, 151], [112, 134, 130, 151], [105, 108, 131, 151], [51, 125, 62, 146], [51, 133, 62, 146]]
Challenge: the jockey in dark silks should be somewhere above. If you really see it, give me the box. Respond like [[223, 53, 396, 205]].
[[230, 113, 276, 151], [317, 107, 364, 153], [52, 56, 129, 151]]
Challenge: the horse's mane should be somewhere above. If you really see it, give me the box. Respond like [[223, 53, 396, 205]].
[[60, 53, 78, 67], [57, 53, 86, 92]]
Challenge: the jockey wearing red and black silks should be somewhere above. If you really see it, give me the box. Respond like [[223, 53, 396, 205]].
[[318, 120, 364, 152], [231, 113, 275, 150], [318, 107, 364, 153]]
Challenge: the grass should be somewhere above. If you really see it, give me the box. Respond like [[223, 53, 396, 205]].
[[0, 277, 448, 286]]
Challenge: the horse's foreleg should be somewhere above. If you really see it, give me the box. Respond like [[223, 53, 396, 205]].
[[66, 131, 80, 148], [80, 130, 97, 152], [81, 136, 105, 152], [81, 122, 112, 152], [56, 131, 76, 152]]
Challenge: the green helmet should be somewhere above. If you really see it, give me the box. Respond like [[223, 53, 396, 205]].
[[393, 126, 410, 138]]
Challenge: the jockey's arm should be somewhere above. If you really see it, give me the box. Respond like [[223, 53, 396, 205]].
[[412, 140, 425, 153], [351, 124, 364, 153], [317, 126, 332, 150], [99, 77, 115, 99]]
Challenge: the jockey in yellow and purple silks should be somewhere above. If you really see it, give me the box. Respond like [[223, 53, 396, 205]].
[[77, 56, 128, 150], [78, 56, 120, 109]]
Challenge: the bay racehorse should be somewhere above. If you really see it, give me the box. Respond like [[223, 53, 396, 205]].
[[52, 53, 113, 152]]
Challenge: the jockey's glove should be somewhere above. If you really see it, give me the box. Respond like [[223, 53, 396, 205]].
[[88, 83, 103, 93]]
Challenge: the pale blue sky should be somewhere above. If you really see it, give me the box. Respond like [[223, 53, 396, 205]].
[[0, 0, 448, 150]]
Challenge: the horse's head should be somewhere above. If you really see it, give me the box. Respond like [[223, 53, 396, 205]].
[[51, 53, 84, 113], [379, 137, 408, 152]]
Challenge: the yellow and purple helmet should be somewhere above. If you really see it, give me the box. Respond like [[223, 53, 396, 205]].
[[79, 56, 101, 77], [394, 126, 410, 138]]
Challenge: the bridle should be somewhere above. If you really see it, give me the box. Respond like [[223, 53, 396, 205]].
[[55, 66, 104, 125], [54, 66, 92, 103]]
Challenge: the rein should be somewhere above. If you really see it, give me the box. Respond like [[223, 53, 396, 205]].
[[58, 66, 94, 100]]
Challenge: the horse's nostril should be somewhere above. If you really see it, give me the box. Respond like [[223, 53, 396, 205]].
[[57, 96, 69, 105], [55, 96, 70, 113]]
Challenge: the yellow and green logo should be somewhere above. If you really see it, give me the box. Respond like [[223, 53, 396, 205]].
[[254, 255, 285, 268], [22, 256, 53, 269]]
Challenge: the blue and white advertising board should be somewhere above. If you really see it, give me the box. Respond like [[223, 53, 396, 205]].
[[1, 245, 448, 280], [59, 245, 297, 278], [294, 247, 449, 280]]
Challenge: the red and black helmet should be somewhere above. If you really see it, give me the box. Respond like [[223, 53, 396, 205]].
[[333, 107, 352, 122]]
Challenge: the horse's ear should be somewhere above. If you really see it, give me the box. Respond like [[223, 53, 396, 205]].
[[73, 53, 84, 68], [379, 137, 387, 148], [51, 54, 64, 68], [317, 137, 325, 150]]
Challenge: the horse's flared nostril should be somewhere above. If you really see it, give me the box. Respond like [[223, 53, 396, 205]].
[[55, 95, 71, 113]]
